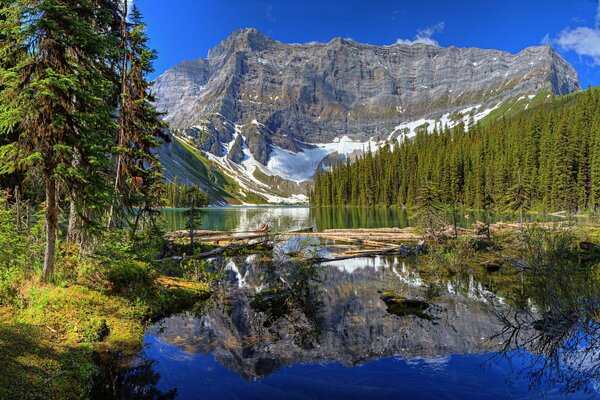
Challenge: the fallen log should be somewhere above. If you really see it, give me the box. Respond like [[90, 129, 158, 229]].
[[156, 240, 270, 263], [279, 231, 419, 246], [165, 231, 271, 244], [322, 227, 418, 234], [502, 256, 530, 270], [165, 229, 232, 239], [307, 243, 428, 264]]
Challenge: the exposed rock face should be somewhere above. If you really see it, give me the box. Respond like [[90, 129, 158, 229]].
[[153, 28, 580, 200], [154, 28, 579, 145]]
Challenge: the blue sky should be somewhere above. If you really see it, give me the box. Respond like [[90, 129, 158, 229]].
[[137, 0, 600, 87]]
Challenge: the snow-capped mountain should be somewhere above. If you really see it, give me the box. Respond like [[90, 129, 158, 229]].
[[153, 28, 580, 204]]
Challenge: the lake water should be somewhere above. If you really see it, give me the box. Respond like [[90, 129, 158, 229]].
[[162, 206, 560, 232], [95, 207, 597, 399]]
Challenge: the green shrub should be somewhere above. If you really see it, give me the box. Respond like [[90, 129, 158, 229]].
[[181, 259, 221, 283], [105, 260, 155, 294], [0, 267, 22, 306], [129, 221, 167, 262], [81, 317, 109, 342]]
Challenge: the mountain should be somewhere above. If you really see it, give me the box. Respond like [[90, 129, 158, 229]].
[[153, 28, 581, 205]]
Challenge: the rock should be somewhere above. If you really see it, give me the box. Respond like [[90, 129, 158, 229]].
[[481, 259, 502, 272], [227, 134, 245, 163], [256, 223, 269, 232], [153, 27, 581, 187], [379, 293, 431, 319]]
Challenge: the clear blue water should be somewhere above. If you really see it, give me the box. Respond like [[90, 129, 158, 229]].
[[138, 338, 591, 400], [96, 207, 597, 399]]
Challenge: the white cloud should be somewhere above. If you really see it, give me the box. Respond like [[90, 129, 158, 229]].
[[556, 27, 600, 64], [396, 22, 445, 46], [548, 0, 600, 65]]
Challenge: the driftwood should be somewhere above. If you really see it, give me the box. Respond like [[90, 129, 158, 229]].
[[165, 226, 313, 243], [280, 227, 423, 244], [311, 243, 427, 263], [280, 232, 398, 248], [278, 243, 427, 264], [502, 256, 530, 270], [156, 240, 269, 263], [165, 229, 232, 239]]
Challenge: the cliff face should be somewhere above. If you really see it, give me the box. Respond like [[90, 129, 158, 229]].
[[153, 28, 581, 202]]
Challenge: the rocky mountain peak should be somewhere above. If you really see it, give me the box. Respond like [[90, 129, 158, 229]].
[[208, 27, 274, 59], [154, 28, 581, 204]]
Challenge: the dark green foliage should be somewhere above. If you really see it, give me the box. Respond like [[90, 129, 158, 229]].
[[164, 178, 209, 208], [311, 88, 600, 213], [414, 180, 447, 241], [0, 0, 121, 279], [105, 260, 155, 294], [110, 4, 167, 231]]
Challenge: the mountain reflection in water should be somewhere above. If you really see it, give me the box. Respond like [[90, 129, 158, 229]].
[[96, 252, 600, 399]]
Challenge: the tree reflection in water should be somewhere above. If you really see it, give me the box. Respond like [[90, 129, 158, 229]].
[[92, 355, 177, 400], [249, 257, 324, 349], [484, 226, 600, 395]]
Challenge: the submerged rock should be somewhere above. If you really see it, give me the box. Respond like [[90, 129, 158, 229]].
[[379, 292, 431, 320]]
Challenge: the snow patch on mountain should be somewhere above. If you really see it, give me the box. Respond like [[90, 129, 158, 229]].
[[266, 136, 381, 182], [260, 102, 504, 183], [389, 103, 502, 141]]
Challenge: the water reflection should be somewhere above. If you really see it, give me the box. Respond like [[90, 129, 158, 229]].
[[92, 356, 177, 399], [484, 252, 600, 395], [145, 256, 506, 380], [101, 244, 599, 399], [163, 206, 560, 232]]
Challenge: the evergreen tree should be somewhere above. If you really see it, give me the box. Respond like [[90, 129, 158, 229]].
[[414, 180, 446, 241], [109, 2, 166, 230], [503, 175, 530, 230], [310, 88, 600, 216], [0, 0, 120, 280]]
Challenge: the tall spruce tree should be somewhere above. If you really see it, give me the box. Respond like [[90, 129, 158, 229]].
[[109, 2, 166, 231], [0, 0, 119, 280]]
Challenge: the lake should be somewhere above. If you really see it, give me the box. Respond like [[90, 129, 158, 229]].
[[95, 207, 597, 399], [162, 206, 560, 232]]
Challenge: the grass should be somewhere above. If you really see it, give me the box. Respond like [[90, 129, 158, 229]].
[[0, 261, 210, 400], [0, 282, 141, 400], [0, 310, 95, 400]]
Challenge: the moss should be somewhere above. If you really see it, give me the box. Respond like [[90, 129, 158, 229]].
[[379, 292, 432, 320], [0, 282, 144, 400], [0, 261, 211, 399], [0, 312, 96, 400]]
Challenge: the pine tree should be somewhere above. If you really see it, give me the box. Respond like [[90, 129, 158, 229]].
[[0, 0, 120, 280], [415, 180, 445, 241], [503, 175, 530, 230], [120, 5, 167, 235], [311, 88, 600, 217]]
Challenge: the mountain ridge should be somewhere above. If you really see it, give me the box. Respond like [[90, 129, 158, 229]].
[[153, 28, 581, 204]]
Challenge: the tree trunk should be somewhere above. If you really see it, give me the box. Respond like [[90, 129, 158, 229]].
[[67, 151, 82, 244], [519, 208, 523, 231], [189, 198, 195, 252], [67, 200, 82, 244], [43, 178, 58, 282], [14, 187, 21, 232], [108, 0, 129, 229]]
